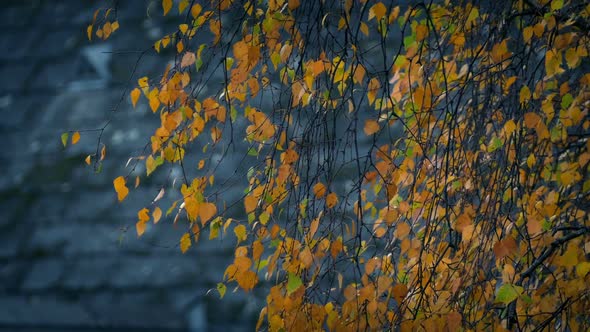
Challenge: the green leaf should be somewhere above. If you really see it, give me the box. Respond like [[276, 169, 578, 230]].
[[551, 0, 563, 11], [230, 106, 238, 122], [561, 93, 573, 109], [217, 282, 227, 299], [61, 132, 69, 147], [287, 272, 303, 294], [495, 284, 523, 304]]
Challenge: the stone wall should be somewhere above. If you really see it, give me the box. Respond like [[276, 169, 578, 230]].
[[0, 1, 264, 330]]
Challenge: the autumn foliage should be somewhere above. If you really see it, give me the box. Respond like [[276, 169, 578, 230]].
[[65, 0, 590, 330]]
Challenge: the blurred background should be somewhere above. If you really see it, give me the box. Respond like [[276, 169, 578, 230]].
[[0, 0, 264, 330]]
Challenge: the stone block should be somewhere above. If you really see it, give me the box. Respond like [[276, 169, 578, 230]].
[[21, 258, 64, 290], [0, 295, 92, 326], [0, 63, 33, 92]]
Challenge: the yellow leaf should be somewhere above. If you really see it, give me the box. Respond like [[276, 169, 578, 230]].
[[130, 88, 140, 108], [153, 207, 162, 223], [185, 197, 200, 222], [138, 77, 149, 95], [577, 262, 590, 278], [326, 192, 338, 209], [491, 40, 510, 63], [71, 131, 80, 145], [313, 182, 327, 198], [87, 25, 93, 41], [526, 154, 536, 168], [519, 85, 531, 104], [176, 40, 184, 53], [61, 132, 69, 147], [146, 155, 156, 176], [545, 49, 564, 77], [523, 26, 533, 43], [100, 145, 106, 161], [234, 224, 247, 242], [360, 22, 369, 37], [179, 0, 189, 13], [135, 176, 140, 188], [551, 0, 563, 11], [364, 119, 380, 135], [113, 176, 129, 202], [369, 2, 387, 21], [565, 48, 580, 69], [191, 4, 202, 18], [504, 119, 516, 137], [162, 0, 172, 15], [211, 126, 222, 142], [199, 202, 217, 226], [148, 89, 160, 112], [181, 52, 196, 68], [180, 233, 191, 253], [136, 221, 146, 237], [85, 155, 92, 165]]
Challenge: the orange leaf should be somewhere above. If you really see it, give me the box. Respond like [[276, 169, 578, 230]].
[[253, 240, 264, 261], [130, 88, 141, 107], [113, 176, 129, 202], [138, 207, 150, 223], [153, 207, 162, 223], [162, 0, 172, 15], [71, 131, 81, 145], [523, 112, 541, 129], [199, 202, 217, 225], [369, 2, 387, 21], [236, 270, 258, 291], [395, 222, 410, 239], [353, 65, 365, 84], [136, 221, 146, 237], [326, 192, 338, 209], [392, 284, 408, 303], [364, 119, 380, 135], [244, 195, 257, 213], [313, 182, 327, 198], [234, 256, 252, 272], [493, 236, 517, 260], [282, 149, 299, 164]]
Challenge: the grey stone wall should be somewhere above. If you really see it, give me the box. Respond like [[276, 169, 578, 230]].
[[0, 1, 263, 330]]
